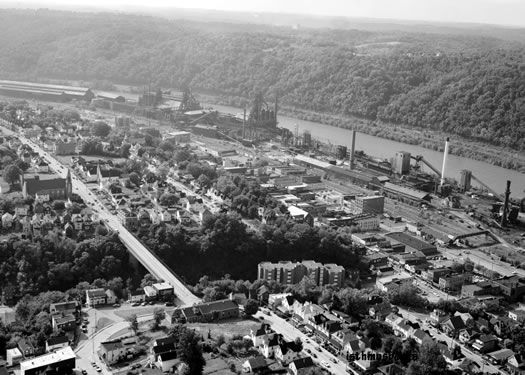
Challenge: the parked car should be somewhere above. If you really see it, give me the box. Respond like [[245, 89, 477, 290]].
[[113, 303, 121, 308]]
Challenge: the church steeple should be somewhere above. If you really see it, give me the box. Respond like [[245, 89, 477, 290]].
[[65, 169, 72, 200]]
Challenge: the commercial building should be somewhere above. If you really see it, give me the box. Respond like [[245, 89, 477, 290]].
[[19, 347, 75, 375], [376, 273, 413, 293], [439, 273, 472, 292], [152, 282, 174, 296], [352, 195, 385, 215], [258, 260, 345, 288], [384, 232, 438, 257]]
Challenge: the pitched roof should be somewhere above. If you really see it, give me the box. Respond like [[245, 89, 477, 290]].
[[445, 315, 466, 330], [197, 299, 238, 315], [247, 356, 267, 370], [23, 175, 67, 196], [153, 343, 176, 355], [46, 336, 69, 346], [291, 357, 315, 369], [100, 340, 124, 351], [158, 351, 178, 362]]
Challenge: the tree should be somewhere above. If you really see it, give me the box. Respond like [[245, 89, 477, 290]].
[[407, 340, 446, 375], [151, 308, 165, 330], [243, 299, 259, 316], [3, 164, 21, 186], [128, 172, 141, 187], [127, 314, 139, 334], [92, 121, 111, 137], [140, 274, 156, 288], [52, 200, 66, 211], [159, 193, 179, 207], [179, 328, 205, 375]]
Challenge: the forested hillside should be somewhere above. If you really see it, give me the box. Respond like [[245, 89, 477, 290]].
[[0, 9, 523, 151]]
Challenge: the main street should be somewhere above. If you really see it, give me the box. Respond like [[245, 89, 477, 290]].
[[0, 120, 200, 306]]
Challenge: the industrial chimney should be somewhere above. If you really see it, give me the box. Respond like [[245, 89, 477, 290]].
[[501, 180, 511, 227], [350, 130, 356, 170], [440, 137, 450, 186]]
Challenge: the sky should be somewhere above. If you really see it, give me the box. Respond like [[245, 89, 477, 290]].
[[7, 0, 525, 27]]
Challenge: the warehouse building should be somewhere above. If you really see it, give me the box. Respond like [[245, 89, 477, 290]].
[[0, 80, 94, 102]]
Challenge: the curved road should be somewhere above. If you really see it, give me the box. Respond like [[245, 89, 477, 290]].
[[0, 120, 200, 306]]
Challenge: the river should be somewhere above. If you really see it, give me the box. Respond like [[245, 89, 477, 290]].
[[209, 104, 525, 197]]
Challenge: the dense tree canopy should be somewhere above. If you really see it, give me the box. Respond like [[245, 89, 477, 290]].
[[0, 9, 523, 153]]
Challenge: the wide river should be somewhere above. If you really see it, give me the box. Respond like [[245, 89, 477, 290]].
[[210, 104, 525, 197]]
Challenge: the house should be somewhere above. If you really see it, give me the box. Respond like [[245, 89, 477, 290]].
[[105, 289, 117, 305], [369, 303, 393, 321], [275, 341, 302, 364], [441, 315, 466, 337], [153, 336, 178, 348], [458, 328, 479, 344], [144, 286, 158, 300], [45, 336, 69, 353], [156, 351, 179, 372], [18, 339, 35, 357], [507, 354, 525, 375], [250, 324, 275, 347], [0, 305, 15, 325], [394, 320, 413, 339], [129, 289, 146, 303], [86, 288, 108, 307], [454, 311, 474, 327], [19, 346, 76, 375], [508, 310, 525, 323], [6, 348, 23, 366], [429, 309, 448, 327], [268, 293, 293, 308], [52, 313, 76, 331], [472, 334, 498, 353], [49, 301, 79, 316], [288, 357, 315, 375], [344, 339, 365, 355], [242, 356, 268, 373], [99, 340, 126, 365], [261, 334, 283, 358], [412, 329, 431, 345], [489, 349, 515, 365], [376, 363, 405, 375], [198, 208, 213, 224]]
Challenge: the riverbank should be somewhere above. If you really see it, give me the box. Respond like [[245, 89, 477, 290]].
[[198, 93, 525, 174]]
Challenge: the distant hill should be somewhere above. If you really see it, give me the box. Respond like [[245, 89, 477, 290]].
[[0, 8, 523, 152]]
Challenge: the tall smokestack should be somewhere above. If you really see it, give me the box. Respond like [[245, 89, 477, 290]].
[[440, 137, 450, 186], [242, 107, 246, 139], [350, 130, 356, 170], [501, 180, 511, 227]]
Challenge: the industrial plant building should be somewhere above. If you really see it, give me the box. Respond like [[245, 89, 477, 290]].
[[0, 80, 94, 102]]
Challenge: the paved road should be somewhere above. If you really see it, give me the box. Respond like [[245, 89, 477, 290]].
[[254, 311, 350, 375], [0, 121, 200, 306]]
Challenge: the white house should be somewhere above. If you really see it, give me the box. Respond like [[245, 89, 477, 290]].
[[86, 289, 108, 307], [99, 340, 126, 365], [6, 348, 23, 366], [156, 351, 179, 372], [129, 289, 146, 303], [274, 341, 302, 364], [250, 324, 275, 347]]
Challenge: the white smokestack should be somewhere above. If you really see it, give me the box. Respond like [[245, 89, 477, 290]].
[[441, 137, 450, 186]]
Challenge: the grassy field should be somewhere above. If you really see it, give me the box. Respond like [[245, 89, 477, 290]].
[[96, 317, 114, 331], [113, 306, 175, 320], [203, 354, 236, 375]]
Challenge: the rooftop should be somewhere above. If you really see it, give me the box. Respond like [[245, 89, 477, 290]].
[[20, 346, 75, 371]]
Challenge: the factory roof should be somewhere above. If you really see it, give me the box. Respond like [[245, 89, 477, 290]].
[[385, 232, 438, 255], [383, 182, 430, 201], [20, 347, 75, 371]]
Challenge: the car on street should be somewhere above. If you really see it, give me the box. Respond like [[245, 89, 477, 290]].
[[113, 303, 121, 308], [81, 370, 87, 375], [132, 302, 140, 307], [141, 302, 147, 306], [311, 353, 317, 359], [165, 302, 174, 306], [305, 349, 311, 354]]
